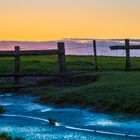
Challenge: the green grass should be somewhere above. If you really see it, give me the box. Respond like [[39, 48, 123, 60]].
[[0, 55, 140, 115], [0, 133, 23, 140], [1, 55, 140, 73], [20, 72, 140, 115], [0, 106, 5, 114]]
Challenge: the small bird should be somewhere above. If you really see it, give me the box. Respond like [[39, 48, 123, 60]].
[[48, 118, 59, 126]]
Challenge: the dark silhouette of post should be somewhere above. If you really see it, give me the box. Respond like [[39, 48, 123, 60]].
[[15, 46, 20, 84], [58, 42, 66, 73], [110, 39, 140, 70], [93, 40, 98, 70], [125, 39, 131, 70]]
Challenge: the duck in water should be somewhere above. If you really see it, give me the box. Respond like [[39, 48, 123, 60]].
[[48, 118, 59, 126]]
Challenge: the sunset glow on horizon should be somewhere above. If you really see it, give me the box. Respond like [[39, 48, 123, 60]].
[[0, 0, 140, 41]]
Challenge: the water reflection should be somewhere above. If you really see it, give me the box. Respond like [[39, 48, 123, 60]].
[[0, 93, 140, 140]]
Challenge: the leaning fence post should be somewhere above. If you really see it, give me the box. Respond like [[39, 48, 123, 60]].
[[58, 42, 66, 73], [93, 40, 98, 70], [15, 46, 20, 84], [125, 39, 131, 70]]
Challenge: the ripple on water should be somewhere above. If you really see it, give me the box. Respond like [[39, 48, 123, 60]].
[[1, 103, 12, 106], [0, 94, 140, 140], [0, 93, 12, 97], [41, 108, 53, 112]]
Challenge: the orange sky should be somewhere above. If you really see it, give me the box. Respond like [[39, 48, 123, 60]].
[[0, 0, 140, 41]]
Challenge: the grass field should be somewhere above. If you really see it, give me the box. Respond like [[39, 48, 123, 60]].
[[0, 55, 140, 115], [1, 55, 140, 73]]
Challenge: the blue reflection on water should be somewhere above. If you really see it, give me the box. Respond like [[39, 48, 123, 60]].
[[0, 93, 140, 140]]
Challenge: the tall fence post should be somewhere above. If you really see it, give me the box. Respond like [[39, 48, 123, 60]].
[[93, 40, 98, 70], [125, 39, 131, 70], [15, 46, 20, 84], [58, 42, 66, 73]]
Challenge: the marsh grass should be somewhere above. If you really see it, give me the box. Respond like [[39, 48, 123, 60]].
[[0, 106, 5, 114], [0, 133, 23, 140]]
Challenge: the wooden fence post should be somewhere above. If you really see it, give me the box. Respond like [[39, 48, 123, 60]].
[[93, 40, 98, 70], [125, 39, 131, 70], [15, 46, 20, 84], [58, 42, 66, 73]]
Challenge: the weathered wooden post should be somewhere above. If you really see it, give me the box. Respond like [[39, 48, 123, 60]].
[[110, 39, 140, 70], [125, 39, 131, 70], [93, 40, 98, 70], [58, 42, 66, 73], [15, 46, 20, 84]]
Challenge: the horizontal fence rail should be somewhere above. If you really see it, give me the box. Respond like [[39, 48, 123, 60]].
[[0, 50, 58, 57], [0, 39, 140, 86], [0, 72, 82, 77], [0, 42, 67, 85], [110, 45, 140, 50], [110, 39, 140, 70]]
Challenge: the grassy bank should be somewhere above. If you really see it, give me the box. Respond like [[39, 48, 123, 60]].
[[0, 55, 140, 115], [20, 72, 140, 115], [0, 106, 5, 114], [0, 133, 23, 140]]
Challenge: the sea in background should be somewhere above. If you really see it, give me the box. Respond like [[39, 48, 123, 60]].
[[0, 39, 140, 57]]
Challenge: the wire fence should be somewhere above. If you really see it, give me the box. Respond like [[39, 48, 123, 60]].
[[0, 40, 140, 71], [1, 40, 140, 57], [64, 40, 140, 57], [62, 39, 140, 71]]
